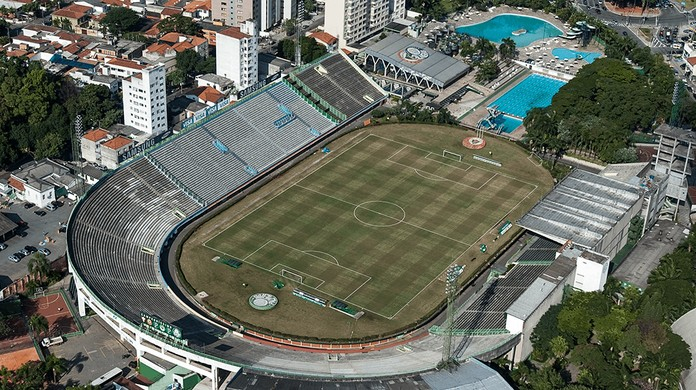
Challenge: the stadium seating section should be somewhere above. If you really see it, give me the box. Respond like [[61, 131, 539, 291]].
[[68, 53, 385, 342]]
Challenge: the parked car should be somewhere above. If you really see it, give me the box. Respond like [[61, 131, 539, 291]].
[[51, 200, 63, 208], [0, 243, 7, 251], [24, 246, 37, 254], [38, 248, 50, 256], [18, 248, 30, 256], [46, 203, 57, 211], [23, 202, 35, 209], [8, 255, 20, 263], [40, 336, 64, 347], [34, 210, 46, 216]]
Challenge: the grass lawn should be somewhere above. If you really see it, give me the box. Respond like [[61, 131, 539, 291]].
[[179, 124, 553, 341]]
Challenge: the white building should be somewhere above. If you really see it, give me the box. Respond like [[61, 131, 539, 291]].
[[283, 0, 296, 21], [122, 64, 168, 135], [216, 20, 258, 90], [211, 0, 256, 27], [260, 0, 282, 31], [324, 0, 406, 48], [572, 247, 611, 292], [8, 159, 77, 208]]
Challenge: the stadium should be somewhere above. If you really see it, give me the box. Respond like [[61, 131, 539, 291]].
[[66, 52, 553, 386]]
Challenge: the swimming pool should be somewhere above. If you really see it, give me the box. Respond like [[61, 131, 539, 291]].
[[481, 114, 524, 133], [489, 74, 566, 118], [456, 14, 563, 47], [552, 48, 601, 63]]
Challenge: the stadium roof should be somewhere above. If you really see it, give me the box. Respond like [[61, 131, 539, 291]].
[[421, 359, 513, 390], [671, 308, 696, 390], [364, 34, 470, 89], [506, 278, 557, 321], [517, 169, 642, 249]]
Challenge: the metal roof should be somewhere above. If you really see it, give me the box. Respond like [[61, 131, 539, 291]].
[[505, 278, 557, 321], [517, 169, 642, 249], [364, 34, 470, 88], [421, 359, 513, 390]]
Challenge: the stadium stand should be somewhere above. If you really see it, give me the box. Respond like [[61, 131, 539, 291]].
[[288, 52, 386, 120], [67, 51, 386, 362]]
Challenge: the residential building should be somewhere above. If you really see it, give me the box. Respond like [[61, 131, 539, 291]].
[[259, 0, 282, 31], [80, 128, 111, 164], [195, 73, 234, 94], [8, 159, 77, 208], [216, 20, 258, 89], [51, 3, 94, 32], [283, 0, 295, 21], [102, 57, 146, 79], [653, 123, 695, 217], [122, 64, 168, 135], [211, 0, 257, 27], [324, 0, 406, 47], [186, 86, 226, 106], [101, 136, 135, 169]]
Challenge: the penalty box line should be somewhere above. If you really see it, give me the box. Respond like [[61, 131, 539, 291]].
[[269, 264, 326, 289]]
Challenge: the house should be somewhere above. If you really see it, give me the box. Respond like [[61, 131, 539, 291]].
[[307, 30, 337, 49], [9, 159, 78, 207], [51, 3, 94, 32], [183, 0, 211, 19], [142, 32, 208, 68], [186, 85, 225, 106], [195, 73, 233, 94]]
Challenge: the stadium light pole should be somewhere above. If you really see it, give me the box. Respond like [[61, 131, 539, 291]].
[[440, 264, 462, 370]]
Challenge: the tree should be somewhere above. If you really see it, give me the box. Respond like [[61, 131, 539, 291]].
[[43, 353, 65, 383], [276, 37, 326, 63], [100, 7, 141, 36], [28, 314, 48, 337], [283, 18, 296, 36], [174, 50, 214, 82], [475, 59, 500, 83], [35, 132, 63, 159], [27, 253, 50, 280], [549, 336, 568, 361], [158, 14, 202, 36], [53, 17, 73, 31], [499, 37, 517, 62]]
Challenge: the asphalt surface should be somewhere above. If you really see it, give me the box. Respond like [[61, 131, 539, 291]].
[[0, 199, 72, 288]]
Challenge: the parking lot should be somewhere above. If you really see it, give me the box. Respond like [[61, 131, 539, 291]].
[[0, 199, 73, 287]]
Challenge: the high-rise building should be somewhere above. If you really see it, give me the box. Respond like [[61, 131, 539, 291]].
[[212, 0, 257, 27], [216, 20, 259, 90], [324, 0, 406, 47], [283, 0, 296, 21], [122, 64, 168, 135], [260, 0, 283, 30]]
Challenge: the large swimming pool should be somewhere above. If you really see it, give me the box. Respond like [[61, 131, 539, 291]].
[[489, 74, 566, 118], [456, 14, 563, 47], [551, 47, 602, 64]]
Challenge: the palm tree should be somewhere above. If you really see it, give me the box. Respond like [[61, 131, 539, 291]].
[[43, 354, 66, 383], [499, 37, 517, 62], [27, 253, 50, 280], [28, 314, 49, 338]]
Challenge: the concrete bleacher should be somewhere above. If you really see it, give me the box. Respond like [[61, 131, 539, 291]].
[[292, 53, 386, 119], [451, 263, 549, 333]]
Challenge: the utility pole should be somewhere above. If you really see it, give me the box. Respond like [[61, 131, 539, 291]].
[[440, 264, 463, 370]]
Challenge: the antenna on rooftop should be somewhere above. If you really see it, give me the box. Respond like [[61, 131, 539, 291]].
[[294, 0, 305, 67]]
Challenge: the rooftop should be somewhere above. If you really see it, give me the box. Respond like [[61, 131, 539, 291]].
[[195, 73, 233, 89], [363, 33, 470, 88], [308, 31, 337, 45], [599, 162, 650, 184], [52, 3, 92, 19], [218, 26, 249, 39], [83, 128, 110, 142], [102, 136, 133, 150], [421, 359, 513, 390], [654, 123, 696, 143], [105, 57, 146, 70], [517, 169, 642, 249], [0, 212, 18, 237], [506, 278, 558, 321]]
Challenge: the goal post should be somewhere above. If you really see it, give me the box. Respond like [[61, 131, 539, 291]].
[[442, 150, 463, 162], [281, 269, 304, 284]]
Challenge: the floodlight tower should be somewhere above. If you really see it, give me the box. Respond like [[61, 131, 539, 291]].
[[71, 115, 85, 195], [440, 264, 462, 369], [294, 0, 305, 66]]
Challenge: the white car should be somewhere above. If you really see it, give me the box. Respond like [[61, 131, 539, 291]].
[[38, 248, 51, 256]]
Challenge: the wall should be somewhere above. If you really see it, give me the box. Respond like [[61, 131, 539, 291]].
[[594, 196, 642, 259]]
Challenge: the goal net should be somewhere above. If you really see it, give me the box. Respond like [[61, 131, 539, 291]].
[[281, 269, 303, 284], [442, 150, 463, 162]]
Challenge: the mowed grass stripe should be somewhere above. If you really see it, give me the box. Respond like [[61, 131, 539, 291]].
[[206, 184, 469, 317]]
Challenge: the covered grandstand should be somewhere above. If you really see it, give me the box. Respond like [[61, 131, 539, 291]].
[[363, 34, 471, 90], [517, 169, 643, 259]]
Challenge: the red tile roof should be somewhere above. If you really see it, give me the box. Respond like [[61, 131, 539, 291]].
[[52, 3, 92, 19], [218, 26, 249, 39], [102, 136, 133, 150], [161, 7, 181, 16], [184, 0, 210, 12], [8, 177, 25, 192], [83, 128, 110, 142], [106, 57, 146, 70], [191, 86, 224, 103], [688, 57, 696, 66], [309, 31, 337, 45]]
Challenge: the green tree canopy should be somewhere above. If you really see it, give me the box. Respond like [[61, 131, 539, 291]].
[[100, 7, 142, 36], [158, 14, 202, 36]]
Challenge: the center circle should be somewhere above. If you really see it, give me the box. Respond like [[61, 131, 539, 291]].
[[353, 201, 406, 227]]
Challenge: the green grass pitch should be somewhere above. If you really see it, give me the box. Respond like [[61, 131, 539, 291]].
[[203, 134, 538, 319]]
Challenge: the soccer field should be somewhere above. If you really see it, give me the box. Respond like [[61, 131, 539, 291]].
[[203, 134, 538, 319]]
